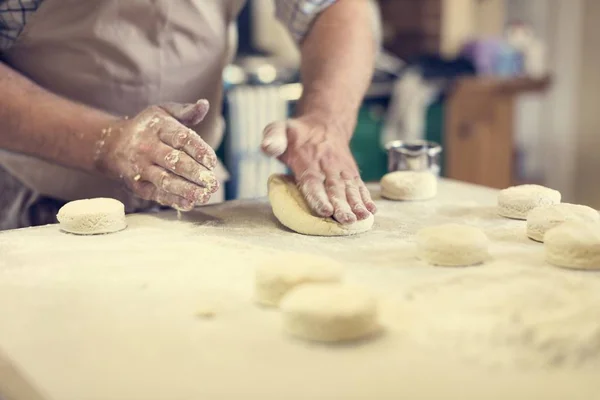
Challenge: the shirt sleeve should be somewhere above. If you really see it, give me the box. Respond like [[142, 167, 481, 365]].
[[0, 0, 43, 52], [273, 0, 337, 43]]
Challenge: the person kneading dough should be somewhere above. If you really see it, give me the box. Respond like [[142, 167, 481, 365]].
[[268, 174, 374, 236], [0, 0, 380, 231]]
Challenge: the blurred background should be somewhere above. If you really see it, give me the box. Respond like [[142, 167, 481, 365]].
[[221, 0, 599, 208]]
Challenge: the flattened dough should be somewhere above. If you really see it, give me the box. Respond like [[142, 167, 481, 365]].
[[380, 171, 437, 200], [416, 224, 489, 266], [57, 198, 127, 235], [268, 174, 374, 236], [527, 203, 599, 242], [280, 283, 379, 342], [498, 184, 561, 220], [254, 254, 344, 307], [545, 221, 600, 270]]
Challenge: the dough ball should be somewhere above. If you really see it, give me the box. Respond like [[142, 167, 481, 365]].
[[57, 198, 127, 235], [254, 254, 344, 307], [545, 221, 600, 270], [416, 224, 489, 266], [268, 174, 374, 236], [380, 171, 437, 201], [527, 203, 600, 242], [497, 184, 561, 220], [280, 283, 379, 342]]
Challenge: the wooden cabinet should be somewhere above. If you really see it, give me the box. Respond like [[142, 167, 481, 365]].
[[445, 77, 551, 188]]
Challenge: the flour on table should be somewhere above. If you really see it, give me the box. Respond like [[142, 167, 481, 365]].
[[56, 198, 127, 235], [400, 268, 600, 369], [267, 174, 374, 236], [280, 283, 379, 342]]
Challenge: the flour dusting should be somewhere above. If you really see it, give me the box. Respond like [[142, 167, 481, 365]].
[[401, 267, 600, 369]]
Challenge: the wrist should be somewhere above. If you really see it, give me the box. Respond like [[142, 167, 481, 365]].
[[91, 116, 124, 177], [295, 105, 357, 142], [296, 87, 359, 140]]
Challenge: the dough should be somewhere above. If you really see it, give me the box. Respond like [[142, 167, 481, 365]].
[[497, 184, 561, 220], [526, 203, 600, 242], [380, 171, 437, 200], [254, 254, 344, 307], [280, 283, 379, 342], [268, 174, 374, 236], [416, 224, 489, 266], [545, 221, 600, 270], [56, 198, 127, 235]]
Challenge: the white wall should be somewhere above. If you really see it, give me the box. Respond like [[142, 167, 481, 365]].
[[574, 0, 600, 208], [506, 0, 583, 202]]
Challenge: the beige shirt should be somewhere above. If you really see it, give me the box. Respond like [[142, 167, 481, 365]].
[[0, 0, 336, 208]]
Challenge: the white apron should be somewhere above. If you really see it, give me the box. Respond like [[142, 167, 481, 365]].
[[0, 0, 245, 211]]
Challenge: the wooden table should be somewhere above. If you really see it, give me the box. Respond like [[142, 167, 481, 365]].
[[0, 179, 597, 400]]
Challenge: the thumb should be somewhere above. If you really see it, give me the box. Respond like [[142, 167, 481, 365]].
[[161, 99, 210, 126], [261, 121, 289, 158]]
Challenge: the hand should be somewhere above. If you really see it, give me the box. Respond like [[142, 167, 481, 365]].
[[262, 115, 377, 224], [96, 100, 219, 211]]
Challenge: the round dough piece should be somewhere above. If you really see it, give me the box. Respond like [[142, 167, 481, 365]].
[[497, 184, 561, 220], [254, 254, 344, 307], [527, 203, 599, 242], [380, 171, 437, 201], [545, 221, 600, 270], [416, 224, 489, 266], [280, 283, 379, 342], [268, 174, 374, 236], [57, 198, 127, 235]]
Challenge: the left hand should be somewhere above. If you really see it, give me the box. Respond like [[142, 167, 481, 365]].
[[261, 115, 377, 224]]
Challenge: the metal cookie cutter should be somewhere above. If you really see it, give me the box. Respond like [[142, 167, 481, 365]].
[[385, 140, 442, 176]]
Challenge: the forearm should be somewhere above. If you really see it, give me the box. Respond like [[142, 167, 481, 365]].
[[296, 0, 377, 138], [0, 61, 117, 173]]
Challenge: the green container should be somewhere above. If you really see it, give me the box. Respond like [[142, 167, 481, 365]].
[[349, 98, 446, 182]]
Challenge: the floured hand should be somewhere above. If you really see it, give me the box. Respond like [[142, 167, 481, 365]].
[[96, 100, 219, 211], [261, 115, 376, 224]]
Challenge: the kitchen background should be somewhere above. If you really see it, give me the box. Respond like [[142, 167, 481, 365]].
[[221, 0, 600, 208]]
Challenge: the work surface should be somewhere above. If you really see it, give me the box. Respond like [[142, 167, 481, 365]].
[[0, 180, 599, 400]]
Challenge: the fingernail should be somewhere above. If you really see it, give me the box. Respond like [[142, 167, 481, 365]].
[[367, 202, 378, 213], [335, 211, 356, 224]]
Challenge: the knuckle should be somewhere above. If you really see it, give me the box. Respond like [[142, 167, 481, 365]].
[[159, 171, 170, 190], [171, 130, 189, 149], [164, 150, 181, 171]]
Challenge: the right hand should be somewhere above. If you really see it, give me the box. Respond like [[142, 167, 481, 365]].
[[96, 100, 219, 211]]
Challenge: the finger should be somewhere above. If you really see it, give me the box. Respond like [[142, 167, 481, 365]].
[[325, 177, 357, 224], [142, 165, 212, 204], [158, 117, 217, 170], [297, 170, 334, 217], [161, 99, 210, 126], [153, 143, 220, 194], [261, 121, 289, 158], [345, 180, 372, 220], [130, 180, 194, 211], [358, 180, 377, 214]]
